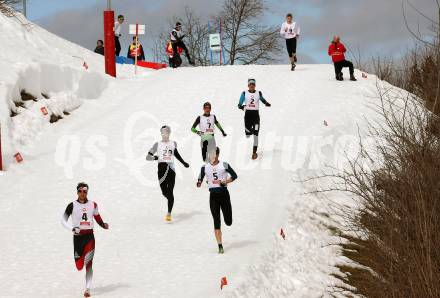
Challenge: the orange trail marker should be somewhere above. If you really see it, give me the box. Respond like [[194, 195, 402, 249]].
[[221, 277, 228, 290], [14, 152, 23, 163], [41, 107, 48, 115]]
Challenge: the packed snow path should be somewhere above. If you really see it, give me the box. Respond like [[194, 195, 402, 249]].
[[0, 64, 380, 297]]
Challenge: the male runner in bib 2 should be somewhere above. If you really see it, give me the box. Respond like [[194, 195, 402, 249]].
[[191, 102, 227, 163], [197, 147, 237, 254], [61, 182, 109, 298], [238, 79, 271, 160], [147, 125, 190, 222]]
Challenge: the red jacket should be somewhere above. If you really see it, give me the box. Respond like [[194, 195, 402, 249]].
[[166, 41, 183, 57], [328, 42, 346, 63]]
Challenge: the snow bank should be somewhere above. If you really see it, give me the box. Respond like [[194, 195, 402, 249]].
[[0, 13, 112, 165]]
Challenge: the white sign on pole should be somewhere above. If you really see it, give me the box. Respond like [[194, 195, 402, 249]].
[[128, 24, 145, 75], [209, 33, 221, 51], [129, 24, 146, 35]]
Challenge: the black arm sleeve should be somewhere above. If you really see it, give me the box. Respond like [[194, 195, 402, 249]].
[[224, 163, 238, 181], [191, 116, 201, 130], [214, 115, 225, 133], [174, 148, 187, 165], [259, 91, 268, 104], [64, 202, 73, 217], [198, 166, 206, 182]]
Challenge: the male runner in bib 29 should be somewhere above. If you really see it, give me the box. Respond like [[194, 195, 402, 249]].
[[191, 102, 227, 163], [197, 147, 237, 254], [238, 79, 271, 160], [146, 125, 190, 222], [61, 182, 109, 298]]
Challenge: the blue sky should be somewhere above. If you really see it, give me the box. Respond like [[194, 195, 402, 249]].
[[25, 0, 95, 21], [24, 0, 438, 64]]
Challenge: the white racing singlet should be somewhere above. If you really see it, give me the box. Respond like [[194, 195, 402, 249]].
[[199, 115, 216, 135], [170, 29, 183, 41], [205, 161, 228, 189], [72, 200, 98, 230], [157, 141, 176, 163], [244, 91, 260, 111]]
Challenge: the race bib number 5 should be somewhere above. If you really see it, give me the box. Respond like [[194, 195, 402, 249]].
[[212, 172, 221, 185]]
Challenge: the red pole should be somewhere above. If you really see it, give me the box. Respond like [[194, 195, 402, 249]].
[[104, 10, 116, 77], [0, 122, 3, 171], [135, 24, 139, 74]]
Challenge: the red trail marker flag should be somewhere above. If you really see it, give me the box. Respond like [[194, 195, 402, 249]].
[[221, 277, 228, 290]]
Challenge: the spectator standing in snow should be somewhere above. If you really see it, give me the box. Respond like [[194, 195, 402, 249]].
[[280, 13, 300, 71], [114, 15, 124, 56], [166, 41, 183, 68], [94, 40, 104, 56], [328, 35, 357, 81], [127, 36, 145, 62], [170, 22, 194, 66]]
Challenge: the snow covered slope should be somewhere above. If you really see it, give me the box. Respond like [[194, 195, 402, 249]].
[[0, 13, 152, 165], [0, 12, 384, 298]]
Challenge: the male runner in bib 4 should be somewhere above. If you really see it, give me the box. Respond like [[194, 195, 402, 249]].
[[238, 78, 271, 160], [197, 147, 238, 254], [191, 102, 227, 163], [61, 182, 109, 298], [147, 125, 190, 222]]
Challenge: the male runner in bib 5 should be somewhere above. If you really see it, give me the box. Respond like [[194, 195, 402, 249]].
[[197, 147, 238, 254], [147, 125, 190, 222], [191, 102, 227, 163], [238, 79, 271, 160], [61, 182, 109, 298]]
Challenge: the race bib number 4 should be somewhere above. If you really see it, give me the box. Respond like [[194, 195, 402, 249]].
[[80, 212, 91, 227]]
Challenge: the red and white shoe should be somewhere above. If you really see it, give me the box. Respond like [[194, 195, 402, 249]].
[[84, 289, 91, 297]]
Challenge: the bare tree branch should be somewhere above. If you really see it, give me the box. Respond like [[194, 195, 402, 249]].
[[220, 0, 281, 65]]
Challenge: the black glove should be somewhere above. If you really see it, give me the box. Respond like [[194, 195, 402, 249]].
[[154, 156, 159, 160], [265, 102, 271, 107], [72, 227, 80, 235], [220, 181, 227, 187], [183, 162, 190, 168], [222, 132, 227, 137], [238, 104, 244, 110]]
